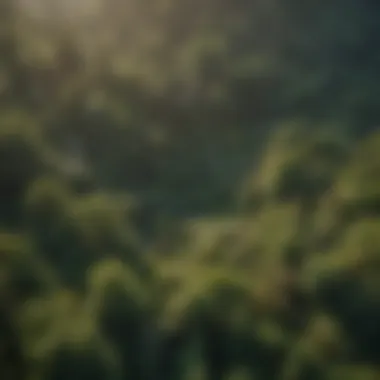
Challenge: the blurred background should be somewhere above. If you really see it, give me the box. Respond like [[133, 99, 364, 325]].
[[0, 0, 379, 379]]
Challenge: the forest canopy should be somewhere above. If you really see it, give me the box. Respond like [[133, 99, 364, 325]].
[[0, 1, 379, 380]]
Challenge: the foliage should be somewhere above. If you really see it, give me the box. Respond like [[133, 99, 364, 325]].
[[0, 1, 379, 380]]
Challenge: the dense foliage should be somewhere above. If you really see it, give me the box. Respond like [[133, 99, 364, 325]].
[[0, 1, 379, 379]]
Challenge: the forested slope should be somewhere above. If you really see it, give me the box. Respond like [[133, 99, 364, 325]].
[[0, 1, 379, 380]]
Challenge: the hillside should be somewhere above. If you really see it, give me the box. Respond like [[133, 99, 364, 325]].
[[0, 1, 379, 380]]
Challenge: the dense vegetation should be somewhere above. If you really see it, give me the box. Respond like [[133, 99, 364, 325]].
[[0, 0, 379, 379]]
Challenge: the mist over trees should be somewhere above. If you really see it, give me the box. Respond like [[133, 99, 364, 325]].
[[0, 0, 379, 380]]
